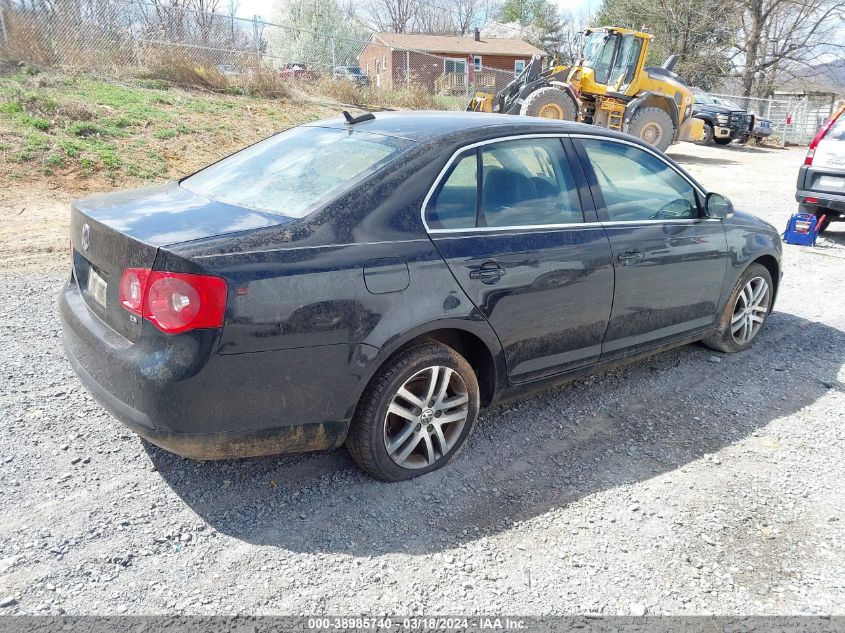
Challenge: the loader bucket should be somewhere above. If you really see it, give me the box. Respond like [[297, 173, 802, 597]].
[[467, 92, 494, 113]]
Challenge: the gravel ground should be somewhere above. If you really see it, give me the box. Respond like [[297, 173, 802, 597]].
[[0, 141, 844, 616]]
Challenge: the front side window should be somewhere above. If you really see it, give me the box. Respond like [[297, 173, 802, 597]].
[[425, 138, 583, 230], [580, 139, 699, 221], [181, 127, 414, 218], [608, 34, 642, 91]]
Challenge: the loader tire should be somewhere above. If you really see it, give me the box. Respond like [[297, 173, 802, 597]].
[[520, 87, 578, 120], [627, 107, 674, 151]]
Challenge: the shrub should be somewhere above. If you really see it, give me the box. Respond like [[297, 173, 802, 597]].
[[142, 50, 228, 91], [22, 115, 50, 131], [57, 102, 95, 122], [0, 100, 23, 114], [138, 79, 170, 91], [239, 70, 291, 99], [68, 121, 107, 137]]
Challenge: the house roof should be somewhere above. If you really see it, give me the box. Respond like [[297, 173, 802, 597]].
[[371, 32, 543, 57]]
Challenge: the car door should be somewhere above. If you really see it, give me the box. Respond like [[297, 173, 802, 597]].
[[572, 136, 728, 357], [424, 136, 615, 382]]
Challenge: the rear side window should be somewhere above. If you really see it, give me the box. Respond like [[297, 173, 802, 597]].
[[426, 150, 478, 230], [580, 139, 699, 221], [181, 127, 414, 218], [425, 137, 583, 230]]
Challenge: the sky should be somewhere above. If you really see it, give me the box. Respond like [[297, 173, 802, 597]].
[[234, 0, 602, 22]]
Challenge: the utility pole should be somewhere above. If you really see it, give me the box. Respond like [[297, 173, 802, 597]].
[[0, 5, 8, 47]]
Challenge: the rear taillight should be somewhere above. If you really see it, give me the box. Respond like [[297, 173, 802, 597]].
[[805, 108, 843, 166], [804, 148, 814, 166], [119, 268, 150, 314], [118, 268, 227, 334]]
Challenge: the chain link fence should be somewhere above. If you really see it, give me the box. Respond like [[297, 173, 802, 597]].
[[710, 93, 836, 145], [0, 0, 835, 140], [0, 0, 520, 108]]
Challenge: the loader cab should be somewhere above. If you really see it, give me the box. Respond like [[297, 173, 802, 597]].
[[580, 28, 651, 96]]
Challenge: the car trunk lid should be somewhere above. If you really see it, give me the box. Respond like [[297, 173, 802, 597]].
[[69, 183, 291, 341]]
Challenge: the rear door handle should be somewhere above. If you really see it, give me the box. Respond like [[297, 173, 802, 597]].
[[469, 262, 506, 283], [617, 249, 644, 265]]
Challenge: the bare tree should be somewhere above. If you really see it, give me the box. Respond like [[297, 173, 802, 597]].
[[735, 0, 845, 96], [360, 0, 418, 32], [452, 0, 480, 34]]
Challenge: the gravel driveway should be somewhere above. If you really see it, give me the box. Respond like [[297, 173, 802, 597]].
[[0, 141, 843, 616]]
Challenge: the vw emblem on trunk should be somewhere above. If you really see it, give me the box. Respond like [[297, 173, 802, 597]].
[[81, 223, 90, 252]]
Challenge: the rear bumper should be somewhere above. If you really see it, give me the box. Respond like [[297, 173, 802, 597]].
[[796, 189, 845, 216], [60, 277, 361, 459]]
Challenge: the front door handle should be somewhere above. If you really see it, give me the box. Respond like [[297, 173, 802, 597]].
[[617, 249, 644, 265], [469, 262, 506, 284]]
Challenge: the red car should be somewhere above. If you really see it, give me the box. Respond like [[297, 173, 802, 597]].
[[279, 62, 319, 81]]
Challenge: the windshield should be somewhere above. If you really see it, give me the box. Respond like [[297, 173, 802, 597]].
[[582, 31, 618, 85], [694, 92, 716, 105], [181, 127, 415, 218], [346, 67, 364, 75]]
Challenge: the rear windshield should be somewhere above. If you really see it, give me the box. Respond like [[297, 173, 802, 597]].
[[828, 111, 845, 141], [181, 126, 415, 218]]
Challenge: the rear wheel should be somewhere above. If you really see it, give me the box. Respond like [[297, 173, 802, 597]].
[[703, 263, 773, 353], [627, 107, 674, 151], [346, 341, 480, 481], [520, 87, 578, 120], [713, 137, 732, 146]]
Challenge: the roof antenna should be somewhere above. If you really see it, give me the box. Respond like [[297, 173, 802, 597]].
[[342, 110, 376, 125]]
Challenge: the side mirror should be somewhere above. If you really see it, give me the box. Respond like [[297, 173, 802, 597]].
[[705, 192, 734, 219]]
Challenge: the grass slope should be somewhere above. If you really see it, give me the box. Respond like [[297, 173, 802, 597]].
[[0, 70, 338, 195]]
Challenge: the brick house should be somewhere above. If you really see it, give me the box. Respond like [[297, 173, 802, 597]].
[[357, 31, 544, 94]]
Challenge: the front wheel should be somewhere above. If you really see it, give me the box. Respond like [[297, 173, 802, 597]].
[[520, 86, 578, 120], [627, 107, 674, 151], [713, 137, 732, 146], [698, 123, 714, 145], [346, 341, 480, 481], [703, 263, 773, 353]]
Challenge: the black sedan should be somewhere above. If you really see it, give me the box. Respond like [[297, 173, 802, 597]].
[[61, 112, 783, 481]]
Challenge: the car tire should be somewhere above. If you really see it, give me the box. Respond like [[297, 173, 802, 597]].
[[713, 137, 732, 146], [703, 263, 774, 353], [626, 107, 674, 151], [346, 341, 480, 481], [520, 87, 578, 120], [699, 123, 714, 145]]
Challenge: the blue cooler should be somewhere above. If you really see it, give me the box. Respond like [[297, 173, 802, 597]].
[[783, 212, 822, 246]]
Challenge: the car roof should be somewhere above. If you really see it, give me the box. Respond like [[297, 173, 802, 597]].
[[303, 111, 627, 144]]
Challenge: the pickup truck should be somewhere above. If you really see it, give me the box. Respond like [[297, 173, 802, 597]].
[[693, 90, 754, 146]]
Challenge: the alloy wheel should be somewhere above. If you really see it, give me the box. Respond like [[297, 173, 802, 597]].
[[731, 276, 770, 345], [383, 366, 469, 470]]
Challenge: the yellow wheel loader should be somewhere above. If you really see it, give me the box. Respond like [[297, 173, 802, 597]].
[[467, 27, 704, 151]]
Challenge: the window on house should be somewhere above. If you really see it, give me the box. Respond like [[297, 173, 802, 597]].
[[473, 56, 482, 70], [514, 59, 526, 76]]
